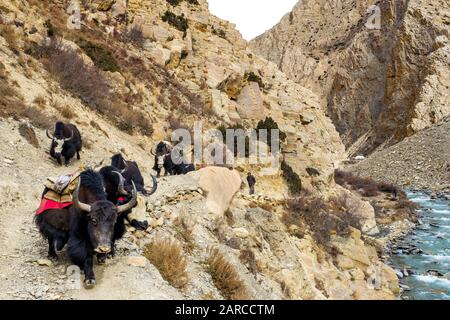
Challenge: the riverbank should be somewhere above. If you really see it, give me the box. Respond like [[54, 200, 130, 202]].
[[387, 191, 450, 300], [348, 119, 450, 192]]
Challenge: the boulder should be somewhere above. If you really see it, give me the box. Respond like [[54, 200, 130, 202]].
[[236, 82, 266, 120], [190, 167, 241, 216]]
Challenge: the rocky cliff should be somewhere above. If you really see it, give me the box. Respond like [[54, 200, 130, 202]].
[[0, 0, 409, 300], [250, 0, 450, 155]]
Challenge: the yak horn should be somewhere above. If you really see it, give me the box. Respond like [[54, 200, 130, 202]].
[[113, 171, 128, 196], [72, 181, 92, 213], [46, 130, 53, 140], [64, 130, 74, 142], [143, 175, 158, 196], [117, 181, 137, 214]]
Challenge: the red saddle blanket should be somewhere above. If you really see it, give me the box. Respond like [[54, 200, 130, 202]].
[[35, 198, 72, 216]]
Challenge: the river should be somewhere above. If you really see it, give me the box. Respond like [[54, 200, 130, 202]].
[[389, 191, 450, 300]]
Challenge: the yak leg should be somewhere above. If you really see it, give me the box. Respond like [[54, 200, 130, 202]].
[[83, 255, 96, 288], [47, 236, 57, 259]]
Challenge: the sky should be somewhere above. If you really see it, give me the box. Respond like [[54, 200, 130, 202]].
[[208, 0, 298, 41]]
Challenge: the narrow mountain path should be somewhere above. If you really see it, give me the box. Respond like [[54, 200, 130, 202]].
[[0, 120, 182, 299]]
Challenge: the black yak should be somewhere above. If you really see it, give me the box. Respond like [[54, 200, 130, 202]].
[[35, 169, 137, 288], [47, 121, 82, 166], [151, 141, 195, 177], [99, 164, 157, 235]]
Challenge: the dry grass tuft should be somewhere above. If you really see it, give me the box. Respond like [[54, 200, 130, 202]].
[[207, 248, 250, 300], [33, 95, 47, 108], [60, 105, 76, 119], [143, 238, 188, 289], [174, 213, 195, 253]]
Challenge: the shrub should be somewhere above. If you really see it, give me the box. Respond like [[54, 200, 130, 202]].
[[167, 0, 199, 6], [43, 19, 56, 37], [61, 105, 76, 119], [281, 161, 302, 195], [174, 214, 195, 252], [335, 170, 399, 197], [212, 27, 226, 39], [285, 194, 355, 244], [162, 11, 189, 33], [42, 39, 109, 108], [167, 0, 183, 5], [77, 39, 120, 72], [143, 238, 188, 289], [40, 39, 151, 136], [245, 71, 265, 89], [256, 116, 287, 151], [217, 123, 250, 158], [33, 95, 47, 108], [207, 248, 249, 300]]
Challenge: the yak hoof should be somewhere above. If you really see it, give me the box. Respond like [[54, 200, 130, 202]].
[[97, 254, 106, 265], [84, 279, 96, 289]]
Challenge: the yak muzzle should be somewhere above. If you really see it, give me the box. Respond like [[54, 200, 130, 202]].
[[94, 246, 111, 254]]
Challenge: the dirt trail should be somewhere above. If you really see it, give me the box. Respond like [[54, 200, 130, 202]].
[[0, 119, 184, 300]]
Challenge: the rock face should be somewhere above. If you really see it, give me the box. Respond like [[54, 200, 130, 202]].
[[250, 0, 450, 155]]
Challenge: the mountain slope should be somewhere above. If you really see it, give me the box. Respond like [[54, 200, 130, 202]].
[[250, 0, 450, 154]]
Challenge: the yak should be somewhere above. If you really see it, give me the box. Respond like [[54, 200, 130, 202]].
[[35, 169, 137, 287], [99, 164, 157, 237], [47, 121, 82, 166], [151, 141, 195, 177], [110, 154, 149, 194]]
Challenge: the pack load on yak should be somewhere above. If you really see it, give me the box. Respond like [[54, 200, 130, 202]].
[[35, 172, 81, 216]]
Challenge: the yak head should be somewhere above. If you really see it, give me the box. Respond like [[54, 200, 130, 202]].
[[151, 141, 172, 168], [72, 180, 137, 254], [47, 129, 74, 164]]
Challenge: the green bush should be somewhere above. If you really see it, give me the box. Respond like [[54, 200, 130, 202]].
[[162, 11, 189, 33], [44, 20, 56, 37], [245, 71, 265, 89], [212, 27, 226, 39], [167, 0, 199, 5], [217, 124, 250, 158], [256, 117, 287, 151], [77, 39, 120, 72], [281, 161, 302, 195], [167, 0, 183, 6]]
